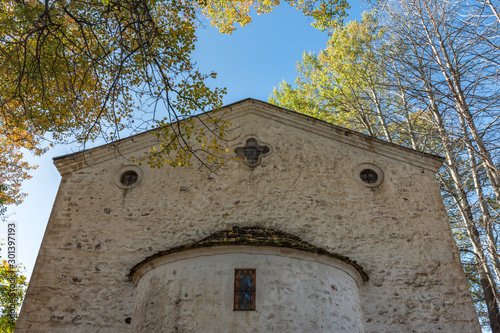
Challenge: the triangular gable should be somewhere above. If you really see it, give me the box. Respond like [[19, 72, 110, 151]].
[[53, 98, 444, 175]]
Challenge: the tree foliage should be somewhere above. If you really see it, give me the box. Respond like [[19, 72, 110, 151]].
[[270, 12, 435, 146], [202, 0, 350, 34], [0, 261, 27, 332], [271, 13, 383, 129], [0, 142, 36, 218], [0, 0, 350, 216]]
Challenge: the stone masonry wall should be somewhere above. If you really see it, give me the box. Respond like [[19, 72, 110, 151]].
[[16, 100, 480, 332]]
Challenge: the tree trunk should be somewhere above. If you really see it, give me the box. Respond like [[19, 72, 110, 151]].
[[417, 0, 500, 202], [459, 116, 500, 286], [369, 86, 393, 143], [479, 262, 500, 333], [425, 83, 500, 331]]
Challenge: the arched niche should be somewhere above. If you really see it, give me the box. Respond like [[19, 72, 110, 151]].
[[129, 227, 368, 332]]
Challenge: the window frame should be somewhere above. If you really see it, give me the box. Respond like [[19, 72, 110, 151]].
[[234, 269, 256, 311]]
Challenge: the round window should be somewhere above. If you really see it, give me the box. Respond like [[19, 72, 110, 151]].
[[360, 169, 378, 184], [354, 163, 384, 187], [120, 171, 139, 186], [114, 165, 143, 189]]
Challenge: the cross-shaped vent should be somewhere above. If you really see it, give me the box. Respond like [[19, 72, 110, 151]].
[[234, 138, 270, 166]]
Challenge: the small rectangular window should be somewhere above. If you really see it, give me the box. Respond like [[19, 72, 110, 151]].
[[234, 269, 256, 311]]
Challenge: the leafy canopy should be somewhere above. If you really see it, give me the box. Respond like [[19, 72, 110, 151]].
[[270, 13, 386, 130], [0, 261, 27, 333], [202, 0, 350, 34], [270, 12, 434, 149]]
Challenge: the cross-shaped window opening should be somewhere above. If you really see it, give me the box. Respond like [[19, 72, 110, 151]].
[[234, 269, 256, 311], [234, 138, 270, 165]]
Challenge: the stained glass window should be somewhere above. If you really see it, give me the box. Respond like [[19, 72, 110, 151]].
[[234, 269, 256, 311]]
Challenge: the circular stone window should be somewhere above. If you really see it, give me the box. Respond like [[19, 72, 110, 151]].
[[120, 171, 139, 186], [115, 165, 144, 189], [354, 163, 384, 187], [360, 169, 378, 184]]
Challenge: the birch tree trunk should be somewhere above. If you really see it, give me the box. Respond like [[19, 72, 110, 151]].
[[459, 116, 500, 285], [415, 0, 500, 202]]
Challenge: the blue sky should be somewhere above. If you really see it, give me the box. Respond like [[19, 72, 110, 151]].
[[1, 3, 365, 282]]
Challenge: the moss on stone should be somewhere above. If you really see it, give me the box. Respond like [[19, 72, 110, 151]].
[[129, 226, 369, 282]]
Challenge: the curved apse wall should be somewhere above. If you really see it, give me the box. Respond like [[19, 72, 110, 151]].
[[131, 246, 365, 333]]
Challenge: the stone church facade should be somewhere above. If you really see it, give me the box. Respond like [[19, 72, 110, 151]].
[[17, 99, 480, 332]]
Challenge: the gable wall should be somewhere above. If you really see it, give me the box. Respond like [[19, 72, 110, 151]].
[[17, 104, 480, 332]]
